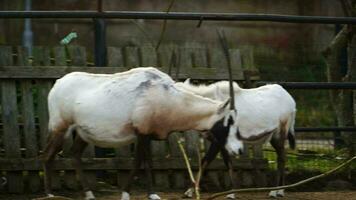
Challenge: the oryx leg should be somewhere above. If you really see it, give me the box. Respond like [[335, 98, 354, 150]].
[[70, 133, 95, 200], [221, 148, 237, 199], [184, 142, 221, 198], [42, 130, 66, 197], [121, 137, 144, 199], [269, 136, 286, 198], [142, 136, 161, 200], [121, 135, 160, 200]]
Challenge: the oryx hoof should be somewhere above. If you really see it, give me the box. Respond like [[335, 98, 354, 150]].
[[84, 190, 96, 200], [121, 191, 130, 200], [225, 193, 236, 199], [183, 187, 195, 198], [269, 189, 285, 198], [148, 193, 161, 200]]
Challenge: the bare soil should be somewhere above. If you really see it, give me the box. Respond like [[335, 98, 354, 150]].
[[1, 191, 356, 200]]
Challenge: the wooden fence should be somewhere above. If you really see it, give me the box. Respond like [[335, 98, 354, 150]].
[[0, 44, 267, 194]]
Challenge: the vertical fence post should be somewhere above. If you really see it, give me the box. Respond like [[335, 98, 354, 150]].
[[0, 46, 24, 193], [93, 0, 107, 67]]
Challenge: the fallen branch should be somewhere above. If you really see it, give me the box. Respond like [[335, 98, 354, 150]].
[[208, 156, 356, 200]]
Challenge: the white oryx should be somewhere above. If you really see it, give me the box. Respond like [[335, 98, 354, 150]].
[[175, 80, 296, 198], [42, 67, 242, 200]]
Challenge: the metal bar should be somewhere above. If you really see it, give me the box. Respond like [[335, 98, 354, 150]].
[[93, 0, 107, 67], [0, 11, 356, 24], [257, 82, 356, 89], [295, 127, 356, 132]]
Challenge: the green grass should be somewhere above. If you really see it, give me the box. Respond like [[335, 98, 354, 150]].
[[264, 147, 355, 172]]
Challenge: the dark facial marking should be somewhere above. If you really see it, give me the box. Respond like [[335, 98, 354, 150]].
[[209, 116, 236, 147]]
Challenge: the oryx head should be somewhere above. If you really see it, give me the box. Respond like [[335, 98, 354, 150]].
[[210, 29, 244, 156]]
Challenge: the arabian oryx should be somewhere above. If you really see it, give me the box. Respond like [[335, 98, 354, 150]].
[[175, 80, 296, 199], [41, 67, 243, 200]]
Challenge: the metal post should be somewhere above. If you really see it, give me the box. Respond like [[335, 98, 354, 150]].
[[94, 0, 107, 66], [22, 0, 33, 56]]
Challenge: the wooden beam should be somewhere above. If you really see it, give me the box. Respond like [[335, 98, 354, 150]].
[[0, 66, 246, 80], [0, 158, 267, 171]]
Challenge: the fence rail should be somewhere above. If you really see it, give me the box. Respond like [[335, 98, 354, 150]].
[[257, 81, 356, 89], [0, 11, 356, 24]]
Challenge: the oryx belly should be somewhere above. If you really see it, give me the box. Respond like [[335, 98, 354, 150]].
[[235, 85, 295, 138]]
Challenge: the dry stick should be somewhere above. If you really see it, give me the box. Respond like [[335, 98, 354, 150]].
[[195, 147, 203, 200], [208, 156, 356, 200], [155, 0, 176, 50], [176, 136, 201, 200]]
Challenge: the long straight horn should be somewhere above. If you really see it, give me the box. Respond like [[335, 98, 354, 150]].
[[217, 28, 235, 110]]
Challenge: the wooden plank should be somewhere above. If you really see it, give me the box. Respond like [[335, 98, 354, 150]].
[[53, 46, 67, 66], [32, 47, 52, 150], [115, 143, 132, 189], [192, 48, 208, 68], [140, 46, 158, 67], [241, 144, 250, 158], [151, 141, 169, 189], [62, 135, 79, 190], [178, 47, 193, 75], [17, 46, 41, 192], [252, 144, 263, 159], [240, 46, 255, 70], [0, 66, 246, 81], [157, 45, 176, 72], [229, 49, 244, 80], [0, 158, 268, 171], [68, 46, 86, 66], [16, 46, 29, 66], [124, 47, 139, 68], [168, 133, 186, 189], [0, 46, 24, 193], [107, 47, 124, 67], [209, 48, 228, 74], [184, 132, 199, 162], [32, 46, 51, 66]]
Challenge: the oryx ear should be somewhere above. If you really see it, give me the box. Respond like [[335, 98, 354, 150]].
[[183, 78, 191, 85], [218, 98, 230, 114]]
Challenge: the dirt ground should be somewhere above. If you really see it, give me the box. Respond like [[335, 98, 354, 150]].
[[1, 191, 356, 200]]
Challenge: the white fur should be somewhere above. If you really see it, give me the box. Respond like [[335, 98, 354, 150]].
[[47, 194, 54, 197], [148, 193, 161, 200], [269, 189, 284, 198], [225, 123, 244, 155], [84, 190, 95, 200], [121, 191, 130, 200], [48, 67, 230, 149], [225, 193, 236, 199], [176, 80, 296, 155]]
